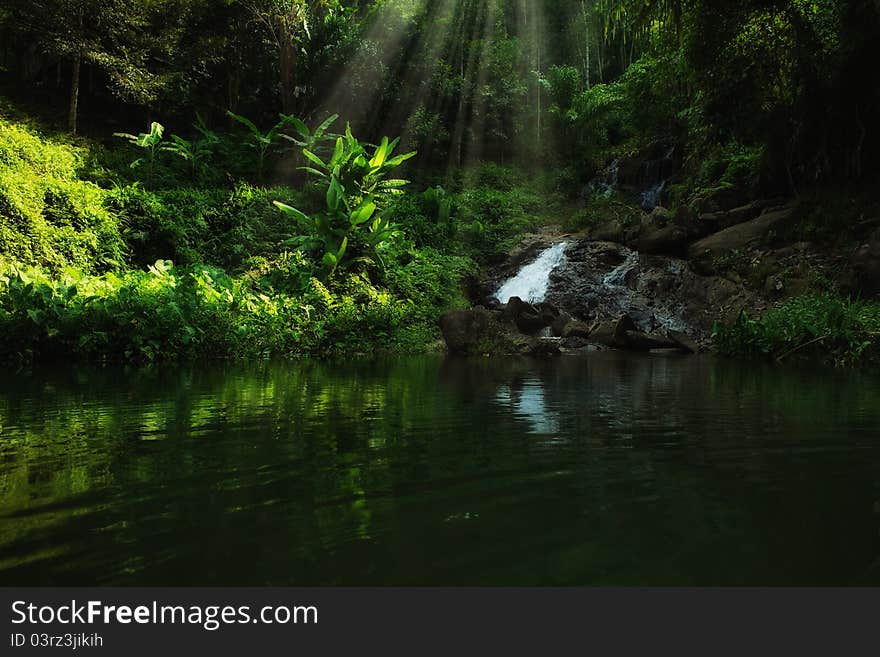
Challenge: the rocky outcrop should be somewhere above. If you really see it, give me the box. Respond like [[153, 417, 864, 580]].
[[695, 198, 789, 237], [440, 305, 564, 357], [635, 224, 690, 256], [688, 206, 795, 261], [851, 228, 880, 296]]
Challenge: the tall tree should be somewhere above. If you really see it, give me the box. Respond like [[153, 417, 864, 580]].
[[5, 0, 163, 133]]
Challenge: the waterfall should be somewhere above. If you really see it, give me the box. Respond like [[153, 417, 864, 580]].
[[494, 242, 568, 304], [641, 180, 666, 211], [603, 250, 640, 288]]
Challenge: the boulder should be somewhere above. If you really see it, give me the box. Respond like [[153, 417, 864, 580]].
[[695, 198, 790, 237], [589, 314, 638, 349], [636, 224, 690, 256], [440, 308, 530, 356], [851, 228, 880, 296], [691, 184, 752, 214], [561, 320, 594, 340], [531, 338, 563, 357], [624, 331, 683, 351], [550, 310, 573, 337], [688, 206, 795, 260], [504, 297, 546, 335], [588, 220, 628, 244], [666, 330, 700, 354]]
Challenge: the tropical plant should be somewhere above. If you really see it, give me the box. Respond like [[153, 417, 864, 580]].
[[227, 110, 300, 182], [278, 113, 339, 157], [162, 115, 221, 181], [113, 121, 166, 188], [274, 124, 416, 275]]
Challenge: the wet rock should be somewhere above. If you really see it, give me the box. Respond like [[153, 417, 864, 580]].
[[561, 336, 594, 350], [504, 297, 546, 335], [531, 338, 563, 357], [551, 310, 573, 337], [688, 206, 795, 261], [588, 219, 630, 244], [589, 315, 639, 349], [695, 198, 790, 238], [561, 320, 594, 340], [624, 331, 683, 351], [440, 308, 530, 356], [666, 330, 700, 354], [691, 185, 752, 214]]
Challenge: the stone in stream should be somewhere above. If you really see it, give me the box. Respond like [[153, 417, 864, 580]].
[[440, 308, 564, 357], [666, 329, 700, 354], [635, 224, 690, 256], [504, 296, 546, 335], [624, 331, 684, 352], [589, 315, 639, 349]]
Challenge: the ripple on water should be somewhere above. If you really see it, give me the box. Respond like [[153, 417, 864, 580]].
[[0, 354, 879, 585]]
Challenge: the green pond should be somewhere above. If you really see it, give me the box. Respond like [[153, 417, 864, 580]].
[[1, 353, 880, 585]]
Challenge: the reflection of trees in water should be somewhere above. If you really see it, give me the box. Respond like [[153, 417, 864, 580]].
[[1, 356, 879, 584]]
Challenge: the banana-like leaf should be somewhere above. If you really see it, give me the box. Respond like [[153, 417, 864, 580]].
[[369, 136, 390, 168], [303, 149, 327, 170], [314, 114, 339, 139], [226, 111, 261, 138], [330, 137, 344, 167], [297, 166, 328, 178], [326, 177, 344, 211], [350, 201, 377, 226], [273, 201, 309, 224], [289, 117, 310, 139], [384, 151, 417, 168]]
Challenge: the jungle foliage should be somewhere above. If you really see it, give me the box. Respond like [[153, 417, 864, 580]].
[[0, 0, 879, 364]]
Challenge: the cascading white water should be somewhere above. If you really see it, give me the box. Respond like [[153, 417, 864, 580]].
[[494, 242, 568, 304], [641, 180, 666, 211], [603, 250, 640, 288]]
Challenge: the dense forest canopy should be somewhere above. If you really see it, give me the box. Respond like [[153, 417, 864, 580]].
[[0, 1, 879, 367], [2, 0, 878, 186]]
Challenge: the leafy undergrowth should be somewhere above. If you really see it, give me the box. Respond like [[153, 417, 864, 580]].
[[713, 293, 880, 367], [0, 250, 474, 363], [0, 111, 500, 363], [0, 117, 125, 273]]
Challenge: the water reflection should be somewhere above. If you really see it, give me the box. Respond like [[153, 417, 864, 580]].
[[1, 354, 879, 585], [495, 380, 561, 435]]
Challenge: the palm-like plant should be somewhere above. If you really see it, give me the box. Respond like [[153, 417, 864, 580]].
[[113, 122, 165, 188], [227, 111, 301, 183], [279, 113, 339, 156], [162, 115, 220, 181]]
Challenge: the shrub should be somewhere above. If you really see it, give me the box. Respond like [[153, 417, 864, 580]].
[[713, 292, 880, 367], [0, 118, 125, 272]]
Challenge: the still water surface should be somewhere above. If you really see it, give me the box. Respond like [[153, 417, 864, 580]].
[[2, 353, 880, 585]]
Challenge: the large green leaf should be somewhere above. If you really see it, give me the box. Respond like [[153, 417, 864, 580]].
[[303, 149, 327, 170], [350, 201, 377, 226], [326, 177, 344, 211], [273, 201, 309, 224]]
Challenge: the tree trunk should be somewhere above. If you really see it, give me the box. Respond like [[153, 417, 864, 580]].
[[279, 39, 296, 114], [68, 53, 81, 134]]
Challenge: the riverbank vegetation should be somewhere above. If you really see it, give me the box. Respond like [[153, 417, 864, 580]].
[[1, 0, 879, 365]]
